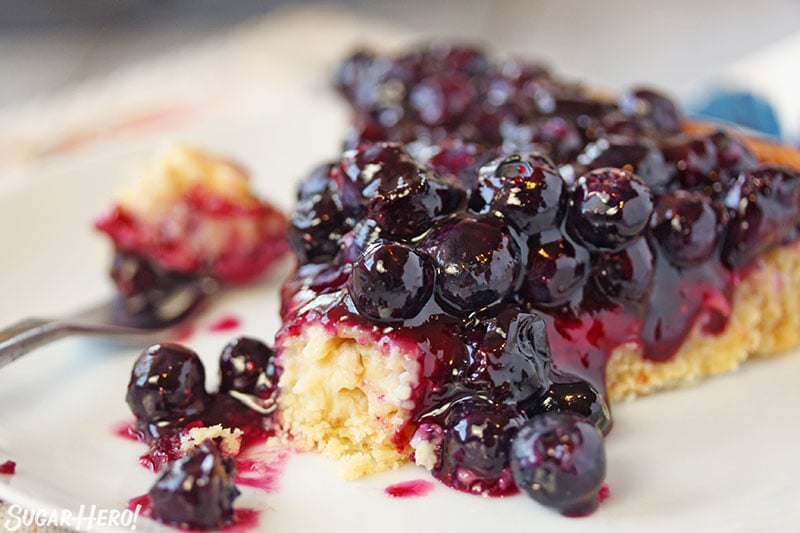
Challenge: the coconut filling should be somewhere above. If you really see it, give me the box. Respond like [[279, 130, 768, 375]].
[[277, 321, 421, 479]]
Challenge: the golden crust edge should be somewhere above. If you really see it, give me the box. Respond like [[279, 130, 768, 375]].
[[607, 240, 800, 400]]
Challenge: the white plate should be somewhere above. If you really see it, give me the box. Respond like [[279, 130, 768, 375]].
[[1, 40, 800, 533]]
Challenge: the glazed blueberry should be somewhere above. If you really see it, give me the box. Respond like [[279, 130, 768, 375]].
[[722, 166, 800, 267], [410, 73, 476, 126], [594, 237, 655, 304], [524, 229, 590, 307], [339, 218, 383, 264], [619, 87, 682, 133], [219, 337, 278, 406], [708, 130, 757, 184], [348, 242, 435, 322], [424, 216, 521, 313], [367, 165, 465, 240], [287, 186, 349, 263], [661, 134, 718, 192], [466, 307, 552, 404], [510, 411, 606, 516], [432, 398, 523, 496], [651, 191, 724, 267], [567, 168, 654, 252], [576, 136, 671, 193], [110, 251, 157, 298], [524, 376, 612, 435], [296, 162, 335, 201], [126, 343, 209, 424], [471, 153, 567, 235], [336, 143, 410, 210], [427, 139, 498, 191], [109, 251, 202, 328], [149, 442, 239, 530]]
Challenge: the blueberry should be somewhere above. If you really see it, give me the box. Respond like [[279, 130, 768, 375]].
[[110, 251, 157, 298], [149, 442, 239, 530], [219, 337, 278, 407], [619, 87, 682, 133], [410, 73, 476, 126], [576, 136, 671, 193], [650, 191, 724, 267], [510, 412, 606, 516], [432, 398, 523, 496], [708, 130, 758, 184], [336, 143, 410, 210], [567, 168, 654, 252], [466, 307, 552, 404], [339, 218, 383, 264], [722, 166, 800, 267], [594, 237, 655, 304], [126, 343, 209, 424], [287, 186, 350, 263], [109, 251, 200, 327], [524, 229, 590, 307], [366, 164, 465, 241], [424, 216, 522, 313], [523, 376, 612, 435], [427, 139, 498, 191], [661, 134, 718, 192], [471, 153, 567, 235], [348, 242, 435, 322]]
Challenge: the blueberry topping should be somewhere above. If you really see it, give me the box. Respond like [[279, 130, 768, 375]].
[[661, 134, 719, 192], [336, 143, 411, 210], [524, 229, 590, 307], [466, 307, 552, 404], [510, 412, 606, 516], [297, 163, 335, 201], [410, 73, 476, 127], [594, 237, 655, 304], [287, 185, 349, 263], [567, 168, 654, 252], [722, 165, 800, 267], [651, 191, 724, 267], [424, 216, 521, 313], [576, 136, 671, 193], [524, 377, 612, 435], [126, 343, 209, 424], [149, 442, 239, 530], [471, 153, 567, 235], [366, 163, 465, 241], [348, 242, 435, 322], [619, 87, 682, 134], [219, 337, 278, 406], [432, 398, 523, 495], [339, 218, 383, 264]]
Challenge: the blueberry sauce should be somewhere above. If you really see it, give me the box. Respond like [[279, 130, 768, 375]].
[[208, 315, 243, 333], [235, 453, 287, 492], [277, 43, 800, 511], [385, 479, 435, 498], [0, 460, 16, 475]]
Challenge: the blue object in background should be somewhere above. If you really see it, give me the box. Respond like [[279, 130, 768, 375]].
[[690, 90, 782, 139]]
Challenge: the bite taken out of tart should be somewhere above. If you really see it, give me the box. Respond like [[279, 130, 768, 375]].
[[274, 43, 800, 514], [95, 143, 289, 316]]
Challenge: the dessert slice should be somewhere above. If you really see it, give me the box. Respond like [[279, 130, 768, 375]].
[[96, 144, 288, 291], [274, 44, 800, 503]]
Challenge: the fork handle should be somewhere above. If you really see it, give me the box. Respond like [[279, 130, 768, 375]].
[[0, 319, 68, 369]]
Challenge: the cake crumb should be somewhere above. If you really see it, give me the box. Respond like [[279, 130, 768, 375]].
[[180, 424, 243, 456]]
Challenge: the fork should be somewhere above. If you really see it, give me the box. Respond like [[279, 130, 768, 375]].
[[0, 276, 218, 369]]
